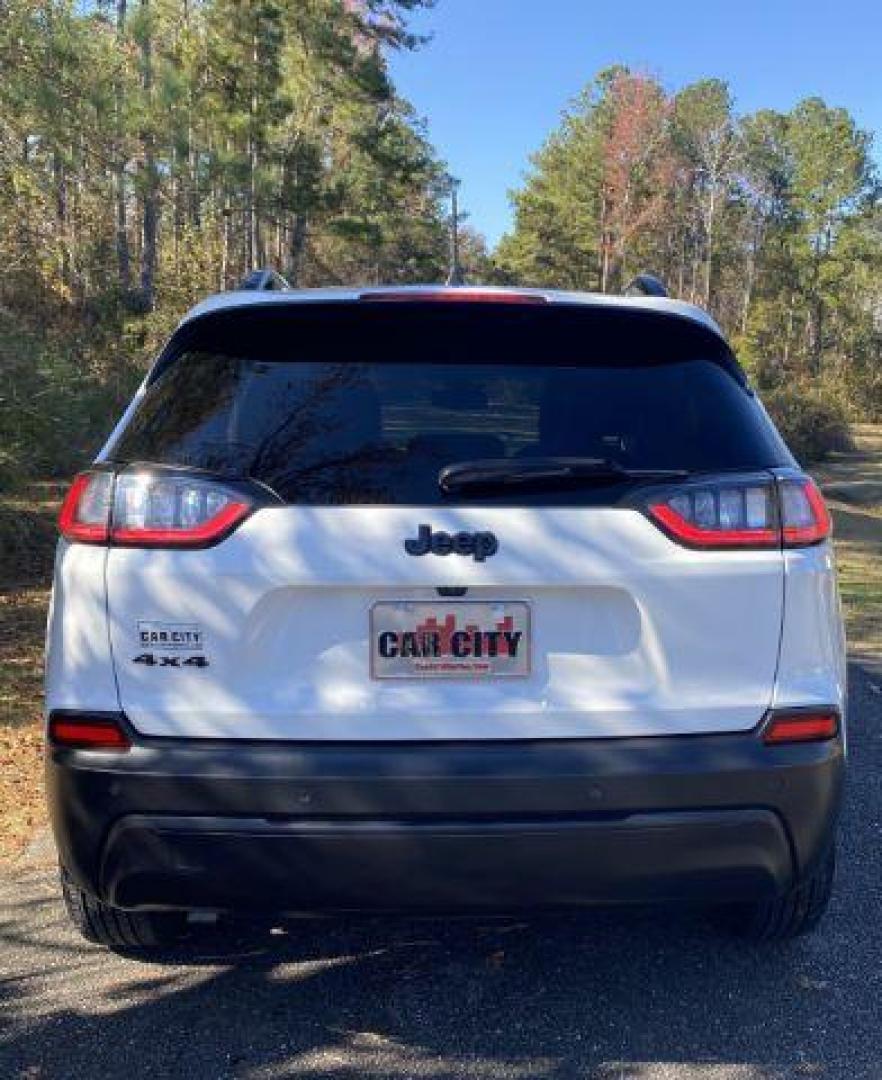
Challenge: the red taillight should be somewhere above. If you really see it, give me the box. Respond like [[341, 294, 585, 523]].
[[60, 470, 253, 549], [48, 712, 131, 751], [360, 289, 546, 304], [648, 480, 779, 549], [646, 474, 831, 551], [58, 471, 113, 544], [763, 709, 839, 745], [780, 478, 831, 547]]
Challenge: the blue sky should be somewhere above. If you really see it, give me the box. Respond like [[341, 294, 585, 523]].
[[388, 0, 882, 248]]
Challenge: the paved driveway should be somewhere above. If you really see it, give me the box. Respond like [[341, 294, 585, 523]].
[[1, 664, 879, 1080]]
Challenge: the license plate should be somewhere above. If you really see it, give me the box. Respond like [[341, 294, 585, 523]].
[[370, 600, 531, 679]]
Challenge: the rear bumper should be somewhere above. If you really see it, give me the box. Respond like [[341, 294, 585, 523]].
[[47, 728, 844, 913]]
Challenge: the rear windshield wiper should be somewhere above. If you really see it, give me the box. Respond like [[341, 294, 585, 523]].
[[438, 457, 689, 495]]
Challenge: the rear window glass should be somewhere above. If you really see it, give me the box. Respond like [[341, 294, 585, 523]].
[[110, 303, 791, 505]]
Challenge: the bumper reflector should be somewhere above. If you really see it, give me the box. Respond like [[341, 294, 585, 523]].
[[48, 713, 131, 751], [763, 709, 839, 745]]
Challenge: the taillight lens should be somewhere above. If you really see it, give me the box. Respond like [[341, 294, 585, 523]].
[[648, 480, 779, 549], [780, 478, 831, 547], [111, 472, 252, 547], [647, 474, 831, 550], [58, 470, 113, 544], [763, 709, 839, 745], [48, 712, 131, 751], [59, 470, 253, 548]]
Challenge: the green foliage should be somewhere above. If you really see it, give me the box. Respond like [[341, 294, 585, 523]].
[[0, 308, 144, 485], [497, 68, 882, 421], [762, 384, 853, 464], [787, 99, 871, 245], [0, 0, 452, 482]]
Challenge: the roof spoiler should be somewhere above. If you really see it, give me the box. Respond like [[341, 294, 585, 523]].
[[237, 268, 292, 292], [624, 273, 668, 298]]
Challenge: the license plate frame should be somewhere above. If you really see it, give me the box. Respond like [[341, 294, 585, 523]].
[[370, 599, 531, 680]]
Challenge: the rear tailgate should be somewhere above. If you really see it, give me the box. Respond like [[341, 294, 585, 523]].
[[103, 298, 790, 740], [106, 504, 783, 739]]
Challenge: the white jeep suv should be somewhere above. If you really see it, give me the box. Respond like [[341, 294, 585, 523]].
[[46, 285, 846, 953]]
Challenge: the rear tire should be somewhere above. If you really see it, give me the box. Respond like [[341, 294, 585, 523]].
[[60, 865, 186, 954], [721, 844, 836, 942]]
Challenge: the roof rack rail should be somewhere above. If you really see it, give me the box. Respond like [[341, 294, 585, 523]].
[[623, 273, 668, 298], [237, 268, 292, 292]]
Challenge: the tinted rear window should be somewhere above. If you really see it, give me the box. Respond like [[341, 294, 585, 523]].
[[110, 302, 792, 505]]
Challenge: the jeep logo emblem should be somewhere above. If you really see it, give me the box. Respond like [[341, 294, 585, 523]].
[[404, 524, 498, 562]]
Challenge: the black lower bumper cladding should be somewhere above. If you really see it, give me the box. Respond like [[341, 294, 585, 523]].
[[47, 724, 844, 913]]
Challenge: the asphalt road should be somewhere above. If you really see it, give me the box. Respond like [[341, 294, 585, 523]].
[[1, 663, 880, 1080]]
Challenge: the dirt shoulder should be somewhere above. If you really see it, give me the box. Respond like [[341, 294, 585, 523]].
[[812, 423, 882, 672], [0, 485, 59, 860]]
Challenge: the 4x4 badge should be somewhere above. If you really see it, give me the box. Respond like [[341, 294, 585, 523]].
[[404, 524, 498, 562], [132, 653, 209, 668]]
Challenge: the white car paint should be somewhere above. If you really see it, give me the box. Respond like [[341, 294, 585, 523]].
[[774, 545, 848, 715], [47, 287, 846, 745], [45, 542, 117, 714], [101, 506, 791, 740]]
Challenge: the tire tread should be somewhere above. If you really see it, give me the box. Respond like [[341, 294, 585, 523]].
[[728, 845, 836, 942], [60, 866, 179, 953]]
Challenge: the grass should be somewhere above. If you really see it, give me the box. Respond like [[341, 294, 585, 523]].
[[812, 424, 882, 666], [0, 433, 880, 861]]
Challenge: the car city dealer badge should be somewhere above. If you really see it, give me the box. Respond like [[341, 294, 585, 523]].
[[370, 601, 530, 679]]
